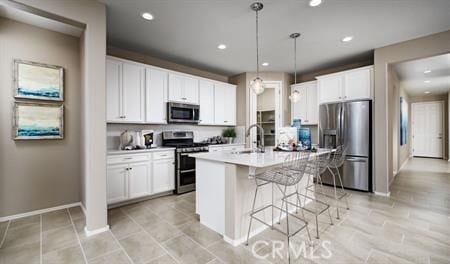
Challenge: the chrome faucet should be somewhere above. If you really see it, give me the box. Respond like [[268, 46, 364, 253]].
[[246, 124, 265, 153]]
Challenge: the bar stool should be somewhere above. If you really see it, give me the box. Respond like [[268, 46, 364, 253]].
[[246, 151, 312, 263], [326, 145, 350, 219]]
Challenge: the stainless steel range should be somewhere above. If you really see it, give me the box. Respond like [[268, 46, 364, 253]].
[[162, 131, 208, 194]]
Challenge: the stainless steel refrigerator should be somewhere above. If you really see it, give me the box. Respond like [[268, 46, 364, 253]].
[[319, 100, 372, 191]]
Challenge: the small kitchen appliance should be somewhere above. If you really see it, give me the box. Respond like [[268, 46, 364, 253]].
[[141, 130, 155, 149]]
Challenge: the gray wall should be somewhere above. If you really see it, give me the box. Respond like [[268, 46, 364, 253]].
[[0, 18, 81, 217], [374, 30, 450, 194]]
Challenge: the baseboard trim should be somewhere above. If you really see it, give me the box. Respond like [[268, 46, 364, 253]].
[[84, 225, 110, 237], [374, 191, 390, 197], [0, 202, 82, 222]]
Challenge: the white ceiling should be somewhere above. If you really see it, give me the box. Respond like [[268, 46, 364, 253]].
[[394, 54, 450, 96], [106, 0, 450, 76]]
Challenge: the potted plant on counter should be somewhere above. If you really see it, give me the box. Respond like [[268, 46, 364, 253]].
[[223, 128, 236, 144]]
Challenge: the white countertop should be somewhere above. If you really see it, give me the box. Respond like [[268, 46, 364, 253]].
[[207, 143, 245, 148], [107, 147, 175, 155], [189, 148, 332, 168]]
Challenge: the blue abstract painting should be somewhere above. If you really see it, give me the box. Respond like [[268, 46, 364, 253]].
[[14, 60, 63, 101], [400, 97, 408, 145], [13, 102, 64, 140]]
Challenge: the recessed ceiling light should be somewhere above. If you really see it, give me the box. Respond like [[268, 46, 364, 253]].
[[309, 0, 322, 7], [262, 62, 269, 66], [424, 80, 431, 83], [341, 36, 354, 42], [141, 12, 154, 20], [424, 70, 432, 74], [424, 91, 431, 94], [217, 44, 227, 50]]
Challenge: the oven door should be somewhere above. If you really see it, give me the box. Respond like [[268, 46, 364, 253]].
[[168, 102, 199, 123], [176, 153, 196, 193]]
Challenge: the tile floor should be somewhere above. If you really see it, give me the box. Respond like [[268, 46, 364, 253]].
[[0, 158, 449, 263]]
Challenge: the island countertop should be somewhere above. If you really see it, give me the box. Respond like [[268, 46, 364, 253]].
[[189, 148, 332, 168]]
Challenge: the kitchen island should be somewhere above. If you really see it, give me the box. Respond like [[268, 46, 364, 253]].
[[190, 149, 329, 246]]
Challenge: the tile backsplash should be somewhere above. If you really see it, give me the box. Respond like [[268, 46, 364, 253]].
[[107, 124, 246, 150]]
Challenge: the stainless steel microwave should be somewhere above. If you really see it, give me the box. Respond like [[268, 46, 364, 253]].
[[167, 102, 200, 124]]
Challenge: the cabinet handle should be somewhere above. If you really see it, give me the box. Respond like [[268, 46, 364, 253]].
[[124, 157, 133, 160], [181, 97, 187, 100], [224, 120, 228, 123]]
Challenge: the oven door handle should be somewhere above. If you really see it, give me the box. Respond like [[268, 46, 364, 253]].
[[179, 169, 196, 173], [180, 153, 193, 156]]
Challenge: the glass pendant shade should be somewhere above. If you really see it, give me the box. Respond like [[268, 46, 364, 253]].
[[251, 77, 265, 95], [289, 90, 301, 103]]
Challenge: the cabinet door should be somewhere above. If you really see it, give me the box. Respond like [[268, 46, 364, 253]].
[[107, 164, 128, 204], [306, 83, 318, 124], [106, 59, 122, 122], [214, 84, 226, 125], [128, 162, 150, 199], [122, 63, 145, 122], [152, 159, 175, 194], [291, 84, 308, 123], [317, 75, 343, 104], [168, 73, 184, 102], [344, 68, 372, 101], [223, 85, 236, 125], [146, 68, 168, 123], [184, 76, 199, 104], [199, 80, 215, 125]]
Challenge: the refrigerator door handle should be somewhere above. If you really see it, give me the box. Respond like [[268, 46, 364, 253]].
[[346, 158, 366, 162], [341, 103, 345, 145]]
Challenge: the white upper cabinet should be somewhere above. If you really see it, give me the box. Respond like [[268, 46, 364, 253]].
[[291, 81, 318, 125], [106, 59, 122, 122], [317, 66, 373, 104], [146, 68, 168, 124], [168, 73, 199, 104], [199, 80, 215, 125], [106, 58, 145, 123], [214, 83, 236, 126], [343, 67, 373, 101], [122, 63, 145, 122]]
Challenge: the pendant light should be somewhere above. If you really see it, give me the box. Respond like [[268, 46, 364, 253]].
[[250, 2, 265, 95], [289, 33, 301, 103]]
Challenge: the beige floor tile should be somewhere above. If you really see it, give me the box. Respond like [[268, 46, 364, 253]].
[[0, 221, 9, 245], [42, 244, 85, 264], [9, 215, 40, 229], [81, 231, 120, 260], [1, 223, 40, 249], [109, 215, 142, 239], [119, 232, 166, 263], [0, 241, 40, 264], [69, 206, 85, 221], [108, 207, 127, 220], [163, 234, 215, 264], [171, 200, 196, 215], [146, 254, 178, 264], [430, 255, 450, 264], [179, 221, 222, 247], [207, 240, 267, 264], [366, 249, 416, 264], [143, 220, 183, 243], [126, 207, 161, 226], [73, 217, 87, 240], [89, 249, 132, 264], [42, 209, 72, 231], [42, 225, 78, 254], [158, 208, 195, 226]]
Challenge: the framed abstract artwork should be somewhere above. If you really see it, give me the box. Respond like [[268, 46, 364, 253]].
[[400, 97, 408, 146], [12, 102, 64, 140], [13, 59, 64, 101]]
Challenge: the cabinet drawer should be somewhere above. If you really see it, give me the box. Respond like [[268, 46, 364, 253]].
[[152, 151, 175, 160], [107, 154, 150, 165]]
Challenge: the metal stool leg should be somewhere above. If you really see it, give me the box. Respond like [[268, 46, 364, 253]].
[[246, 185, 259, 246], [282, 184, 291, 264], [335, 167, 350, 210], [328, 167, 340, 220]]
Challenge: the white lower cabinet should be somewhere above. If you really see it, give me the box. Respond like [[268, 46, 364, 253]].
[[107, 150, 175, 205], [208, 144, 245, 153], [152, 159, 175, 194]]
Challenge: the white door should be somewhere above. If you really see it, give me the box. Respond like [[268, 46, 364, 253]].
[[168, 73, 184, 102], [183, 76, 199, 104], [146, 68, 168, 123], [152, 159, 175, 194], [291, 84, 308, 123], [106, 59, 122, 122], [122, 63, 145, 122], [107, 164, 128, 204], [317, 75, 343, 104], [214, 84, 226, 125], [223, 85, 236, 125], [344, 68, 372, 101], [306, 83, 318, 124], [128, 162, 150, 199], [412, 102, 444, 158], [199, 80, 215, 125]]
